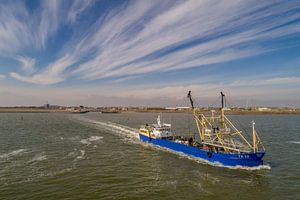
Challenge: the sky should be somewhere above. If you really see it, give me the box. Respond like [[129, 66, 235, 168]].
[[0, 0, 300, 107]]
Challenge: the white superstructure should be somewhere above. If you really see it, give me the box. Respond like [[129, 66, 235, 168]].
[[151, 115, 172, 138]]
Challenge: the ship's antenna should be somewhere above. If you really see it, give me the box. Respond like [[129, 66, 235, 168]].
[[220, 92, 225, 129]]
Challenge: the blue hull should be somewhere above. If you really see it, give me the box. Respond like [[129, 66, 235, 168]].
[[139, 134, 265, 167]]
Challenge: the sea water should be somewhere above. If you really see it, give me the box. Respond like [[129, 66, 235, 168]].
[[0, 112, 299, 200]]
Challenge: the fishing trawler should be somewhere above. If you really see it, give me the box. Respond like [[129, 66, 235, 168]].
[[139, 91, 266, 167]]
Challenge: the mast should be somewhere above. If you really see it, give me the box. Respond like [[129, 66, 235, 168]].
[[220, 92, 225, 129], [157, 115, 161, 127], [252, 120, 257, 153]]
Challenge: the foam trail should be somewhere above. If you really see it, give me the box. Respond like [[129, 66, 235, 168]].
[[76, 150, 85, 159], [0, 149, 27, 159], [288, 141, 300, 144], [80, 139, 91, 145], [88, 136, 103, 141], [80, 136, 104, 145], [29, 153, 47, 162], [73, 116, 139, 140]]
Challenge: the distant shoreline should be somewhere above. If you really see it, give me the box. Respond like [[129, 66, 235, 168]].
[[0, 107, 299, 115], [0, 108, 68, 113]]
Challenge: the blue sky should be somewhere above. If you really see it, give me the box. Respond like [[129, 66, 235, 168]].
[[0, 0, 300, 107]]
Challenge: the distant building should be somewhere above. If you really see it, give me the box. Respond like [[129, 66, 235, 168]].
[[175, 106, 190, 111], [258, 107, 271, 111], [165, 106, 190, 111], [165, 107, 176, 110]]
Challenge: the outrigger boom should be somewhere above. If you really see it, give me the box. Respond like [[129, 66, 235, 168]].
[[187, 91, 265, 154]]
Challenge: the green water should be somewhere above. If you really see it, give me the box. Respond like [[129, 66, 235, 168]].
[[0, 113, 299, 200]]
